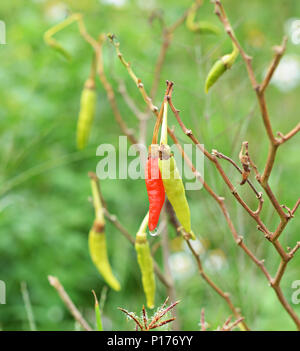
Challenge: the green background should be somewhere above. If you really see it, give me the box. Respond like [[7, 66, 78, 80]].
[[0, 0, 299, 331]]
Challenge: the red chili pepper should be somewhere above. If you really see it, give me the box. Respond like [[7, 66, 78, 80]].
[[145, 145, 165, 232]]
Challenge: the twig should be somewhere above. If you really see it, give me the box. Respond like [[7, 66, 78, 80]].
[[186, 240, 249, 331], [109, 34, 159, 114], [221, 316, 245, 331], [288, 242, 300, 259], [150, 0, 204, 99], [118, 81, 148, 121], [48, 276, 93, 331], [148, 300, 180, 329], [165, 202, 249, 330], [212, 147, 261, 198], [96, 37, 138, 145], [118, 307, 143, 330], [277, 122, 300, 145], [260, 37, 288, 93], [20, 282, 37, 331]]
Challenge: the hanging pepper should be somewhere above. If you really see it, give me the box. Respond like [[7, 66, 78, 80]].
[[88, 173, 121, 291], [77, 77, 96, 150], [135, 212, 156, 309], [145, 103, 165, 232], [205, 43, 239, 93], [158, 101, 195, 240], [145, 145, 165, 232]]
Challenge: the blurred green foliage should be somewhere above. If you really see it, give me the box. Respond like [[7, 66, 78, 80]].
[[0, 0, 299, 331]]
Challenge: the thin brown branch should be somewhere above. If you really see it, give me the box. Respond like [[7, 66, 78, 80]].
[[212, 148, 262, 199], [260, 36, 288, 93], [271, 199, 300, 242], [292, 198, 300, 215], [288, 242, 300, 259], [277, 122, 300, 145], [96, 38, 138, 144], [118, 80, 148, 121], [48, 276, 93, 331], [118, 308, 143, 330], [149, 317, 176, 330], [149, 0, 203, 99], [142, 305, 148, 330], [272, 286, 300, 330], [214, 0, 258, 89], [222, 316, 245, 331], [150, 29, 172, 100], [109, 34, 159, 114], [186, 240, 249, 331], [272, 260, 288, 287], [148, 300, 180, 329]]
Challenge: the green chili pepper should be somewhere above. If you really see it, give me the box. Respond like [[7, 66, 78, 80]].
[[77, 78, 96, 150], [205, 44, 239, 93], [159, 102, 195, 240], [135, 212, 156, 309], [159, 147, 195, 240], [89, 226, 121, 292], [88, 173, 121, 291]]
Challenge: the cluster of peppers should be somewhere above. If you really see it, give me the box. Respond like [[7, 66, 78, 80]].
[[145, 99, 195, 239], [44, 11, 238, 311], [135, 98, 196, 309], [80, 68, 195, 310]]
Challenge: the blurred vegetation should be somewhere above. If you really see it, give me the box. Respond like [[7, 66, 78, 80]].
[[0, 0, 299, 331]]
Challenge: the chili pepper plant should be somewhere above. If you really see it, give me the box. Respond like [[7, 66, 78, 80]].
[[41, 0, 300, 331]]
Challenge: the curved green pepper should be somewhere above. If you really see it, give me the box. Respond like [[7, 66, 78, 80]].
[[205, 45, 239, 93]]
